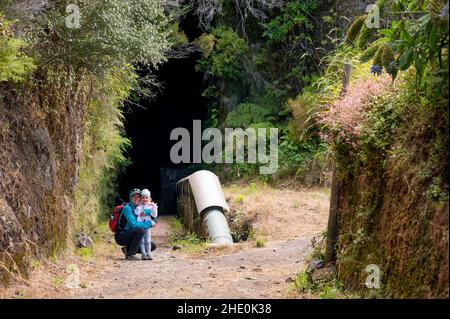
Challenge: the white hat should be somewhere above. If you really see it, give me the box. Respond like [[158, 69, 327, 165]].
[[141, 189, 151, 198]]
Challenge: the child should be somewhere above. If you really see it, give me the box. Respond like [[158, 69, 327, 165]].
[[134, 189, 158, 260]]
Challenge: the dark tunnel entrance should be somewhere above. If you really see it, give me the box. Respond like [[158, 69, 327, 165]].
[[117, 17, 207, 214]]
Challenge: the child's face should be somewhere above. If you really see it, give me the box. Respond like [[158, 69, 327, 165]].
[[141, 196, 149, 205]]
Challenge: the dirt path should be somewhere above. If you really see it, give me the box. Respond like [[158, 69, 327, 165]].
[[64, 216, 315, 299], [1, 186, 329, 299]]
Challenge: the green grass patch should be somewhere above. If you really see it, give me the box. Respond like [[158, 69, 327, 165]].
[[255, 239, 266, 248], [168, 216, 184, 234], [76, 247, 93, 261], [170, 233, 208, 253], [168, 216, 208, 253], [51, 277, 65, 288], [289, 270, 343, 298], [289, 235, 365, 299], [234, 195, 245, 204]]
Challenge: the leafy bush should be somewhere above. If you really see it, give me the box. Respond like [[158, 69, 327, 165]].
[[260, 0, 320, 99], [194, 33, 215, 57], [72, 64, 135, 234], [277, 133, 328, 180], [12, 0, 170, 72], [348, 0, 449, 89], [263, 0, 316, 43], [196, 27, 248, 81], [0, 14, 35, 82]]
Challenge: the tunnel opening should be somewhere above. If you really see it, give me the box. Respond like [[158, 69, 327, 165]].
[[117, 15, 208, 214]]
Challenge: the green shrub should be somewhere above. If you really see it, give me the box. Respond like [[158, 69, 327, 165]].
[[72, 65, 135, 235], [260, 0, 319, 99], [0, 14, 35, 82], [263, 0, 316, 44], [196, 27, 248, 81], [168, 216, 207, 252], [77, 247, 93, 261], [350, 0, 449, 89], [194, 33, 215, 57], [15, 0, 170, 72], [52, 277, 65, 288], [234, 195, 245, 204], [292, 271, 311, 292], [168, 216, 185, 238], [255, 239, 266, 248]]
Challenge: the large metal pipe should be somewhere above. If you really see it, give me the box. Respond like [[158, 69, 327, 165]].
[[203, 207, 233, 244], [177, 170, 233, 245]]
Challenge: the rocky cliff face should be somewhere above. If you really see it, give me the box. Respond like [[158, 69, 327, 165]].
[[334, 85, 449, 298], [0, 69, 88, 285]]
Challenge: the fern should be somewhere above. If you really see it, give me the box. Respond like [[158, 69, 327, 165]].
[[224, 103, 271, 128]]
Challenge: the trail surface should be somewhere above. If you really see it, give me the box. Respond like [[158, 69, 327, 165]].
[[1, 186, 329, 299], [66, 216, 314, 298]]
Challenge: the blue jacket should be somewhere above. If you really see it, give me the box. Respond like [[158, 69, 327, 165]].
[[121, 195, 152, 231]]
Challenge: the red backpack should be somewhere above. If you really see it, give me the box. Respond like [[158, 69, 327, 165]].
[[109, 203, 128, 233]]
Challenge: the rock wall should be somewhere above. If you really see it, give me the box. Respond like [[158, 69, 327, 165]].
[[334, 88, 449, 298], [0, 69, 88, 285]]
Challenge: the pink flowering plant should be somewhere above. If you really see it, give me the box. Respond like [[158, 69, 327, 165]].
[[319, 73, 392, 150]]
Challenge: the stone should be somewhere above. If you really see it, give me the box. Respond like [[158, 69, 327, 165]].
[[172, 245, 182, 250], [306, 258, 324, 274], [310, 266, 335, 283], [285, 276, 295, 283], [75, 234, 93, 249]]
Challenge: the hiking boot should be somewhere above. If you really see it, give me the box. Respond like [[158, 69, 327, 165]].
[[141, 254, 148, 260], [146, 254, 153, 260], [121, 247, 127, 257], [126, 254, 140, 261]]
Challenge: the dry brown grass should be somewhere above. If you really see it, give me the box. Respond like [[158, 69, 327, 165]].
[[0, 226, 117, 299], [223, 181, 330, 242]]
